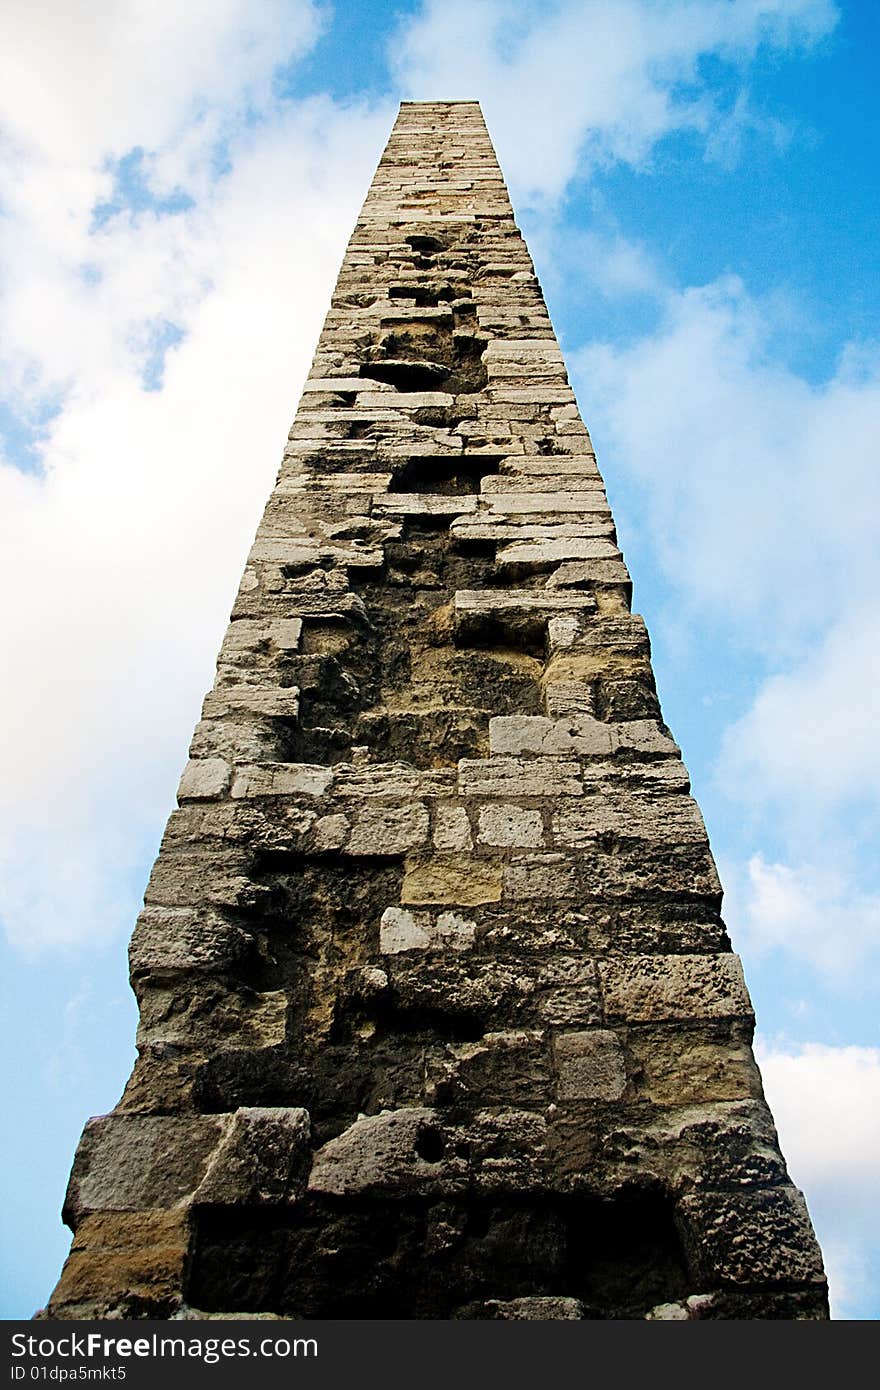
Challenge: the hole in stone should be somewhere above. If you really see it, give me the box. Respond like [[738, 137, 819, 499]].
[[405, 233, 447, 254], [389, 455, 501, 495], [360, 359, 450, 391], [359, 314, 487, 394], [388, 284, 463, 306], [415, 1125, 445, 1163]]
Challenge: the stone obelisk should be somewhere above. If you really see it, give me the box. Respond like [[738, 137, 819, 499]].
[[47, 101, 827, 1320]]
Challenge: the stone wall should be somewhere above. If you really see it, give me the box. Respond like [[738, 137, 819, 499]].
[[46, 101, 828, 1321]]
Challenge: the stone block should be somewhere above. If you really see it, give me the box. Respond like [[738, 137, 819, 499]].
[[543, 680, 595, 718], [477, 803, 545, 847], [201, 686, 301, 720], [308, 1108, 468, 1198], [310, 812, 350, 849], [458, 756, 582, 798], [348, 802, 430, 854], [137, 985, 288, 1049], [401, 857, 503, 906], [334, 764, 456, 800], [484, 1297, 585, 1319], [496, 537, 621, 569], [627, 1025, 763, 1106], [433, 802, 473, 850], [230, 763, 334, 799], [599, 955, 753, 1024], [454, 590, 597, 628], [48, 1210, 191, 1317], [482, 491, 609, 514], [379, 907, 431, 953], [177, 759, 231, 801], [537, 955, 601, 1025], [678, 1187, 827, 1287], [129, 907, 253, 976], [194, 1107, 310, 1205], [424, 1030, 551, 1107], [552, 792, 707, 847], [372, 493, 478, 517], [489, 714, 612, 757], [554, 1031, 626, 1100], [503, 854, 579, 901], [271, 618, 303, 650], [63, 1115, 225, 1224]]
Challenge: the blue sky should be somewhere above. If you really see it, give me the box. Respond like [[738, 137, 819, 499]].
[[1, 0, 878, 1319]]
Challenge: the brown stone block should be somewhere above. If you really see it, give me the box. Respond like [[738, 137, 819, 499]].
[[626, 1023, 764, 1106], [554, 1030, 627, 1101], [49, 1210, 190, 1317], [402, 856, 503, 905]]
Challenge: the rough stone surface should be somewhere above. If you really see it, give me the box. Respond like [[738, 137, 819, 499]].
[[554, 1030, 627, 1101], [47, 100, 826, 1323]]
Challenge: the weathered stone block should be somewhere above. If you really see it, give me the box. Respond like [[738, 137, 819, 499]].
[[129, 907, 253, 976], [177, 759, 231, 801], [599, 955, 753, 1024], [484, 1297, 585, 1319], [230, 763, 334, 799], [433, 802, 473, 850], [49, 1210, 191, 1317], [503, 854, 579, 900], [424, 1030, 551, 1107], [627, 1025, 763, 1106], [459, 756, 582, 798], [194, 1108, 310, 1205], [348, 802, 430, 855], [537, 954, 601, 1024], [678, 1187, 827, 1287], [308, 1108, 468, 1197], [477, 803, 544, 847], [311, 812, 350, 849], [554, 1031, 626, 1100], [401, 857, 503, 906], [63, 1116, 225, 1225]]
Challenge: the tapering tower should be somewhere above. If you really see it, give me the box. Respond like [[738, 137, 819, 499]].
[[47, 101, 827, 1321]]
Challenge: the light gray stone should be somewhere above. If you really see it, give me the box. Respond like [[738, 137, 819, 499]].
[[177, 758, 231, 801], [230, 763, 334, 799], [477, 803, 544, 847], [348, 802, 430, 855], [380, 907, 432, 954], [433, 802, 473, 850], [311, 813, 350, 850]]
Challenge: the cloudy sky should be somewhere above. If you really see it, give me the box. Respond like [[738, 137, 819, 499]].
[[1, 0, 877, 1319]]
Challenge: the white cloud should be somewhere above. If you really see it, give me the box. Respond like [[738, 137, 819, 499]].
[[757, 1040, 880, 1318], [576, 268, 880, 994], [722, 854, 880, 979], [719, 606, 880, 811], [1, 2, 843, 955], [576, 277, 880, 638], [0, 3, 394, 951], [0, 0, 322, 163], [392, 0, 837, 202]]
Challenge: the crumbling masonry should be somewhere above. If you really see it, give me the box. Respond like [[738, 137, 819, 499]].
[[47, 102, 828, 1320]]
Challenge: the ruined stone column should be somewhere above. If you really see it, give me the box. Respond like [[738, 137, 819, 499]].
[[47, 100, 828, 1321]]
